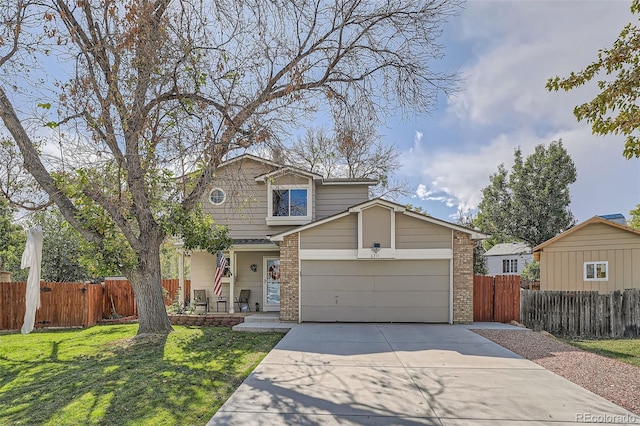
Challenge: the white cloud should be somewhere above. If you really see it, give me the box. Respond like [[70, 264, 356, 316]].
[[408, 128, 639, 221], [449, 1, 633, 127], [399, 1, 640, 222], [407, 131, 526, 213]]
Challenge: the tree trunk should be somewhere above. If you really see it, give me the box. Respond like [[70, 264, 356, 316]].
[[126, 244, 173, 335]]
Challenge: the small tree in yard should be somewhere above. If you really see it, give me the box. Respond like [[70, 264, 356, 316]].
[[29, 207, 106, 283], [0, 197, 25, 277], [520, 261, 540, 283], [476, 140, 577, 248], [0, 0, 460, 337]]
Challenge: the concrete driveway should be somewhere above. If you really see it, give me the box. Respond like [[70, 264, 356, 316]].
[[209, 324, 637, 425]]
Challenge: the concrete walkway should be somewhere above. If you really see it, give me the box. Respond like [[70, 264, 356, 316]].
[[209, 324, 638, 425], [232, 313, 296, 333]]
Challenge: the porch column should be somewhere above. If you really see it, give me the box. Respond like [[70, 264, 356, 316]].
[[229, 249, 235, 313]]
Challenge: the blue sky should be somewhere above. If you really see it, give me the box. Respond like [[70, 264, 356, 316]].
[[389, 0, 640, 223]]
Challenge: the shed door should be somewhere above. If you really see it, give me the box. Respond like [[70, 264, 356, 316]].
[[300, 259, 449, 322]]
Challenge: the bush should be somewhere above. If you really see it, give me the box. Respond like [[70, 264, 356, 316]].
[[520, 261, 540, 281]]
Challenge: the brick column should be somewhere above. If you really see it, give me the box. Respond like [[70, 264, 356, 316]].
[[453, 231, 474, 323], [279, 233, 300, 321]]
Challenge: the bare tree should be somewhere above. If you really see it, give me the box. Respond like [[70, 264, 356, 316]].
[[287, 125, 411, 200], [0, 0, 460, 337]]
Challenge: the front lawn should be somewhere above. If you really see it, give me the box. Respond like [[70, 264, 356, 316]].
[[569, 338, 640, 367], [0, 324, 283, 425]]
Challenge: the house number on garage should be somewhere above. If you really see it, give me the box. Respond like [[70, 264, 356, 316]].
[[370, 253, 380, 259]]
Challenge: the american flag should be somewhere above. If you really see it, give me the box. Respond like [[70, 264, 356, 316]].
[[214, 251, 227, 297]]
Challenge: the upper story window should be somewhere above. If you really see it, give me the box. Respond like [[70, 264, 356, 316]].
[[209, 188, 226, 205], [584, 261, 608, 281], [502, 259, 518, 273], [267, 184, 312, 225], [273, 188, 307, 217]]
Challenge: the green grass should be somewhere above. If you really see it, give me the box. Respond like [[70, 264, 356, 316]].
[[0, 325, 283, 425], [569, 338, 640, 367]]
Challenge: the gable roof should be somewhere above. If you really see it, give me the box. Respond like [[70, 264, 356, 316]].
[[218, 153, 283, 170], [269, 198, 488, 241], [533, 215, 640, 255], [484, 242, 531, 257], [254, 166, 323, 182], [323, 177, 378, 185]]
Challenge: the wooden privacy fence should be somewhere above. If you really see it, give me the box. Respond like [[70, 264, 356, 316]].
[[473, 275, 520, 323], [103, 279, 191, 318], [520, 289, 640, 338], [162, 279, 191, 306], [0, 282, 103, 330], [1, 279, 191, 330]]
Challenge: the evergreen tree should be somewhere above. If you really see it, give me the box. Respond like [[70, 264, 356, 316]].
[[477, 140, 577, 247]]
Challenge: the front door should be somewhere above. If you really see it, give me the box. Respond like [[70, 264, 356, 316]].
[[263, 257, 280, 311]]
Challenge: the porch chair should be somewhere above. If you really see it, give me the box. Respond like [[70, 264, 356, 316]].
[[193, 289, 209, 312], [235, 289, 251, 312]]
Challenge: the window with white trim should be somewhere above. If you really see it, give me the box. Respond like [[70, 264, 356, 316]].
[[209, 188, 226, 205], [502, 259, 518, 274], [584, 261, 608, 281], [267, 183, 312, 225]]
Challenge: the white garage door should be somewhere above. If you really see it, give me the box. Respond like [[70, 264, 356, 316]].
[[301, 259, 450, 322]]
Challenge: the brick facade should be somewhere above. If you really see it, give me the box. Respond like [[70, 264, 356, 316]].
[[279, 233, 300, 321], [453, 230, 474, 323]]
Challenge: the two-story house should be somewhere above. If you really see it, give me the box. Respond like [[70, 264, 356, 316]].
[[187, 154, 484, 323]]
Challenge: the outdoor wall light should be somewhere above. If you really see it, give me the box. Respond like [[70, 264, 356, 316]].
[[250, 264, 257, 272], [371, 242, 381, 253]]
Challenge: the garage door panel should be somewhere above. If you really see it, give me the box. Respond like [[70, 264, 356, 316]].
[[303, 276, 375, 291], [301, 260, 450, 323], [371, 260, 449, 276], [373, 275, 448, 291], [372, 290, 449, 307], [303, 306, 375, 322], [303, 261, 376, 276], [304, 290, 374, 306]]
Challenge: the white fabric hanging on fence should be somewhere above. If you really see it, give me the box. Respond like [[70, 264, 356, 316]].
[[21, 227, 43, 334]]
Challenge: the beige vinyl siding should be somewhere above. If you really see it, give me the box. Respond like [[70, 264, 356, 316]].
[[395, 213, 452, 250], [202, 159, 273, 239], [539, 223, 640, 293], [315, 184, 369, 219], [362, 206, 392, 249], [272, 173, 310, 185], [300, 214, 358, 250], [544, 223, 639, 251], [301, 259, 449, 322]]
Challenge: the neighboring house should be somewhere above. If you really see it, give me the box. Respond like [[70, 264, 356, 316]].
[[186, 154, 485, 323], [598, 213, 626, 225], [533, 216, 640, 293], [483, 242, 533, 276]]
